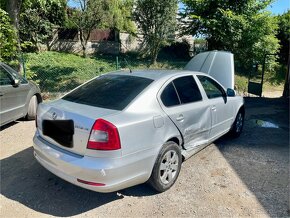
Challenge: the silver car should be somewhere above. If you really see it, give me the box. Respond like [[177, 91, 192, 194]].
[[0, 62, 42, 126], [33, 51, 244, 192]]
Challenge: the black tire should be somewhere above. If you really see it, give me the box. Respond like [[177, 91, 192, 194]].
[[149, 141, 182, 192], [27, 95, 38, 120], [230, 110, 244, 137]]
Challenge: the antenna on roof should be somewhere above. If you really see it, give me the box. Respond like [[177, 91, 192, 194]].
[[124, 58, 132, 73]]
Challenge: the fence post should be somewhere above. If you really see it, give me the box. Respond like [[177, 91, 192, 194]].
[[21, 52, 26, 78], [116, 56, 119, 70]]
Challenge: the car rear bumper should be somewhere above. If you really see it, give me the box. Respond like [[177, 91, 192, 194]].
[[33, 132, 158, 193]]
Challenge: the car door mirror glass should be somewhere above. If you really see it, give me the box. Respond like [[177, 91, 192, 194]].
[[227, 88, 236, 97]]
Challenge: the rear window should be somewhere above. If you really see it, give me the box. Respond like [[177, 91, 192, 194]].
[[63, 74, 153, 110]]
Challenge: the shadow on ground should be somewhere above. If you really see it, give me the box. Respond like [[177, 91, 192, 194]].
[[0, 146, 156, 217], [215, 97, 289, 217], [0, 121, 18, 131]]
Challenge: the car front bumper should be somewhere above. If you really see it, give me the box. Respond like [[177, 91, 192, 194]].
[[33, 133, 157, 193]]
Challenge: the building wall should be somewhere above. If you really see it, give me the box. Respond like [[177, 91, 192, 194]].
[[46, 29, 194, 56], [51, 40, 120, 55]]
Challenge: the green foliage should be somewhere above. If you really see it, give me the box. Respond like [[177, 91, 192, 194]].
[[159, 40, 191, 60], [276, 10, 290, 64], [236, 11, 280, 70], [19, 0, 66, 51], [134, 0, 178, 64], [106, 0, 136, 34], [0, 9, 17, 62], [181, 0, 280, 71]]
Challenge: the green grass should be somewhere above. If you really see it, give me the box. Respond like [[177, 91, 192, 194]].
[[23, 51, 188, 99], [23, 51, 284, 99]]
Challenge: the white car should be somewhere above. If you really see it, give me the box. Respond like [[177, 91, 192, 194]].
[[33, 51, 244, 192]]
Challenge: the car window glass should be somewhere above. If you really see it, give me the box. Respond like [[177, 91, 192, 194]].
[[1, 64, 28, 84], [0, 66, 12, 86], [63, 74, 153, 111], [173, 76, 202, 104], [198, 75, 224, 99], [161, 82, 180, 107]]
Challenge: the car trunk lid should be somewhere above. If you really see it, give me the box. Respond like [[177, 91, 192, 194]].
[[36, 99, 120, 156]]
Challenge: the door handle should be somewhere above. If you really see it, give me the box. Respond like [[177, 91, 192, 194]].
[[176, 114, 184, 121], [211, 106, 216, 111]]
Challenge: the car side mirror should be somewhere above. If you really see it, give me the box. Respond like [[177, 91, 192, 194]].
[[227, 88, 236, 97], [12, 79, 20, 87]]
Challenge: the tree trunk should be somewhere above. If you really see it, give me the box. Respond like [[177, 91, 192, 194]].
[[151, 42, 159, 65], [79, 30, 89, 58], [282, 41, 290, 98], [6, 0, 23, 72]]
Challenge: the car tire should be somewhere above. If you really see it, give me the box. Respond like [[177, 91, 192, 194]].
[[149, 141, 182, 192], [230, 110, 244, 137], [27, 95, 38, 120]]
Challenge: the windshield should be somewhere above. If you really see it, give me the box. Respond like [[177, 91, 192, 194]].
[[63, 74, 153, 110]]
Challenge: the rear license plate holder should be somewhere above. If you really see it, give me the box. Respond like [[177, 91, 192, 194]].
[[42, 120, 74, 148]]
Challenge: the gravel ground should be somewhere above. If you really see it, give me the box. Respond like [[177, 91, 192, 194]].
[[0, 97, 289, 218]]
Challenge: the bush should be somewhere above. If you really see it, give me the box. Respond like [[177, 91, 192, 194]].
[[159, 40, 191, 60]]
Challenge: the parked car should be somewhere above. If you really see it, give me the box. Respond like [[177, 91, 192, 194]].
[[0, 62, 42, 126], [33, 51, 244, 193]]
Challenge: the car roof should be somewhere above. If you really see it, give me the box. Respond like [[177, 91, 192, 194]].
[[109, 69, 206, 81]]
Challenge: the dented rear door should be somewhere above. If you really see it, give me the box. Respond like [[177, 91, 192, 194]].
[[158, 75, 212, 149]]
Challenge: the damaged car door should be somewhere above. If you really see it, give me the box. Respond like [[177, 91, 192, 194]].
[[158, 75, 212, 149]]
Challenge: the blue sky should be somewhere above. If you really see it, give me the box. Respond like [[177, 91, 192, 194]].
[[266, 0, 289, 15]]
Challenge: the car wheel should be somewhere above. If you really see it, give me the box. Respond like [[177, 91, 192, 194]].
[[27, 95, 38, 120], [149, 141, 182, 192], [230, 110, 244, 137]]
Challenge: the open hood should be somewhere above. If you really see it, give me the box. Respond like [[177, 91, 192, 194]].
[[184, 51, 234, 89]]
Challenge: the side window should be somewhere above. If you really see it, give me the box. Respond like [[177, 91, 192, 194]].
[[198, 75, 224, 99], [0, 67, 13, 86], [161, 82, 180, 107], [173, 76, 202, 104], [1, 64, 28, 84]]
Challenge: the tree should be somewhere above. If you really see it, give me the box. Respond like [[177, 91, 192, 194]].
[[181, 0, 279, 70], [106, 0, 136, 34], [67, 0, 109, 57], [19, 0, 66, 51], [0, 0, 23, 71], [276, 10, 290, 97], [0, 9, 18, 62], [134, 0, 178, 65], [3, 0, 22, 54], [276, 10, 290, 65]]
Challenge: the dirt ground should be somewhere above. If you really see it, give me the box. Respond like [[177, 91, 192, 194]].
[[0, 97, 289, 218]]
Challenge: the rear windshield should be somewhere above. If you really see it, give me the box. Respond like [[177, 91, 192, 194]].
[[62, 74, 153, 110]]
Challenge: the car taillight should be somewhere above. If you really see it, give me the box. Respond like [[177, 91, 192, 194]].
[[87, 119, 121, 150]]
